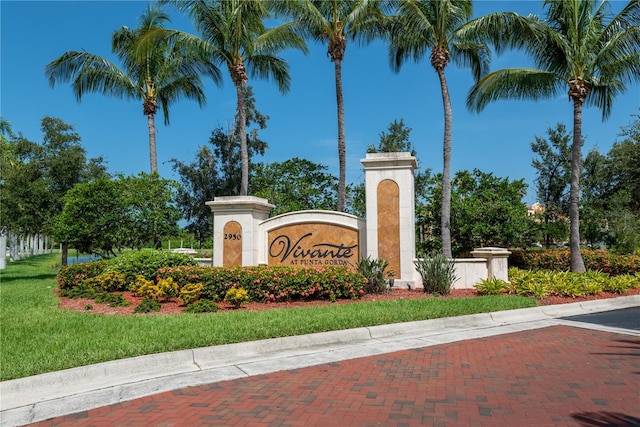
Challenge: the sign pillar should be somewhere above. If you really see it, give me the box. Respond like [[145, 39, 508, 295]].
[[361, 152, 417, 287], [206, 196, 274, 267]]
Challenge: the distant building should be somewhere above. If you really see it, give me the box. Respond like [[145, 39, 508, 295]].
[[527, 202, 544, 216]]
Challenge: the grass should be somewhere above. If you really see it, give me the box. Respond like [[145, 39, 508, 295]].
[[0, 253, 537, 381]]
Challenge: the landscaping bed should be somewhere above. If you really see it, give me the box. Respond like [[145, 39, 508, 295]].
[[58, 287, 640, 316]]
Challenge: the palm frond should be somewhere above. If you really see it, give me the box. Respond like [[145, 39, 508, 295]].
[[466, 68, 564, 113], [253, 21, 309, 57], [459, 12, 545, 55], [450, 40, 490, 81], [45, 51, 137, 101], [586, 76, 626, 120], [246, 55, 291, 93], [157, 74, 207, 125]]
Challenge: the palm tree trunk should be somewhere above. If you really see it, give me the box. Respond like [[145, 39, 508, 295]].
[[147, 113, 158, 173], [236, 81, 249, 196], [335, 59, 346, 212], [569, 100, 586, 272], [437, 68, 453, 259]]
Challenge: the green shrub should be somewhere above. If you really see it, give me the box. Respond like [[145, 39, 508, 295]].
[[56, 250, 197, 291], [508, 267, 639, 298], [94, 271, 127, 292], [178, 283, 203, 305], [546, 271, 605, 297], [603, 273, 640, 293], [414, 252, 457, 295], [183, 299, 219, 314], [133, 297, 161, 314], [129, 275, 178, 301], [94, 292, 131, 307], [474, 277, 511, 295], [105, 250, 198, 284], [156, 277, 179, 301], [224, 287, 249, 308], [131, 278, 161, 299], [59, 284, 98, 299], [508, 269, 550, 297], [80, 276, 103, 291], [129, 275, 154, 295], [357, 256, 393, 294]]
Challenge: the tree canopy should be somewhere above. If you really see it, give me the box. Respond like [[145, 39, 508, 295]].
[[54, 173, 181, 257], [252, 158, 338, 217]]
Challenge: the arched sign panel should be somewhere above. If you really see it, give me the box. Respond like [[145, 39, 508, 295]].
[[268, 223, 359, 268], [223, 221, 242, 267], [377, 180, 400, 278]]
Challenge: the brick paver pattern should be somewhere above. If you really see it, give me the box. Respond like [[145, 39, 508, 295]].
[[30, 326, 640, 426]]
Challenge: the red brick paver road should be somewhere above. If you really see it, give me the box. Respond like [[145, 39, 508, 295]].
[[30, 326, 640, 427]]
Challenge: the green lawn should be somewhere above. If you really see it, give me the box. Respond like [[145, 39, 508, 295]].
[[0, 253, 537, 381]]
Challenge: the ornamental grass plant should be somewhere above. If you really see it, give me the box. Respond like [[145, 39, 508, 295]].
[[414, 251, 458, 295]]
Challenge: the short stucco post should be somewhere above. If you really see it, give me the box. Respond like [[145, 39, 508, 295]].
[[206, 196, 274, 267], [471, 247, 511, 282]]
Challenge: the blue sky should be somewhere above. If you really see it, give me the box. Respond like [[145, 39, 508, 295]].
[[2, 1, 638, 205]]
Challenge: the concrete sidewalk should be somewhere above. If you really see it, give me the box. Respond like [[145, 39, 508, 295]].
[[2, 295, 639, 427]]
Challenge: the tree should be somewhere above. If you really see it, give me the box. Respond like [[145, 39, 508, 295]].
[[609, 114, 640, 213], [582, 112, 640, 253], [122, 173, 181, 249], [54, 178, 129, 258], [272, 0, 389, 212], [54, 174, 181, 257], [581, 148, 610, 247], [465, 0, 640, 271], [251, 158, 338, 216], [162, 0, 307, 196], [530, 123, 572, 247], [45, 5, 220, 173], [388, 0, 490, 258], [367, 118, 417, 155], [1, 117, 108, 265], [426, 170, 533, 256]]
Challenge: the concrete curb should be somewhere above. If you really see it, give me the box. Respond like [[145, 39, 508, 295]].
[[2, 295, 639, 427]]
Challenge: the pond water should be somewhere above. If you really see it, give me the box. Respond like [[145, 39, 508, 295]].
[[67, 254, 102, 265]]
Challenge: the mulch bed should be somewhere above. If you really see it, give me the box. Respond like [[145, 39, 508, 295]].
[[57, 287, 640, 316]]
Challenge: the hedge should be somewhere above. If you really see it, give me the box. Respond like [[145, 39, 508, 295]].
[[509, 249, 640, 275]]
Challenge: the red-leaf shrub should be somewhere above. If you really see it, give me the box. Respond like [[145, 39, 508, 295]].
[[510, 249, 640, 275]]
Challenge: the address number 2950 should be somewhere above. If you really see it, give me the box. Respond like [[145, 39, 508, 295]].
[[224, 233, 242, 240]]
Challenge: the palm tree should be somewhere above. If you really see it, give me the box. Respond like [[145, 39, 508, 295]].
[[271, 0, 389, 212], [160, 0, 308, 196], [46, 5, 221, 173], [464, 0, 640, 271], [387, 0, 489, 258]]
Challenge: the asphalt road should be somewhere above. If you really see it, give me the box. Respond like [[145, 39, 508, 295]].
[[561, 306, 640, 330]]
